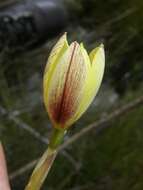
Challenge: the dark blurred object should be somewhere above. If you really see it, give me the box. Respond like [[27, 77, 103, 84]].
[[0, 0, 67, 52]]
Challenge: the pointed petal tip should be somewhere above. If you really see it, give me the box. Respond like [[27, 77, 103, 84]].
[[99, 43, 104, 48], [80, 42, 86, 52], [63, 32, 67, 38], [59, 32, 69, 46], [80, 42, 87, 51], [97, 43, 104, 52], [80, 42, 84, 48], [89, 43, 105, 64], [99, 44, 105, 57], [73, 41, 80, 45], [69, 41, 80, 48], [96, 43, 105, 55]]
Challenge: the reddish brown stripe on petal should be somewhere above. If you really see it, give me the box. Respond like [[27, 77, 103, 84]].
[[48, 42, 87, 128], [51, 42, 77, 127]]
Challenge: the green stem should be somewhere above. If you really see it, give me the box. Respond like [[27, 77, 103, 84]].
[[24, 128, 66, 190]]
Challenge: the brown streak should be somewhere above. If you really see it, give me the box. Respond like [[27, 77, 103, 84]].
[[56, 42, 77, 125]]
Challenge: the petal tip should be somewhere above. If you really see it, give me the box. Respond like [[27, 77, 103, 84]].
[[80, 42, 84, 48], [69, 41, 80, 50], [63, 32, 67, 39], [58, 32, 69, 47], [99, 43, 104, 48]]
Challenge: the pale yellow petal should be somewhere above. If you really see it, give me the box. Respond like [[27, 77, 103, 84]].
[[44, 33, 68, 74], [44, 33, 68, 108], [89, 44, 104, 64], [73, 44, 105, 121], [45, 42, 89, 128], [80, 43, 91, 69]]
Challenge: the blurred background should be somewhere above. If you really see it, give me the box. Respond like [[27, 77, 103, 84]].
[[0, 0, 143, 189]]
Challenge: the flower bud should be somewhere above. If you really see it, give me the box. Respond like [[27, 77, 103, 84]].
[[43, 33, 105, 129]]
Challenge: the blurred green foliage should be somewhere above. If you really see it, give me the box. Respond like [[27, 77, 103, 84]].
[[66, 0, 143, 95], [0, 0, 143, 189]]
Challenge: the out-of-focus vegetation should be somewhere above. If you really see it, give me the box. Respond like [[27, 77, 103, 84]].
[[66, 0, 143, 95], [0, 0, 143, 189]]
